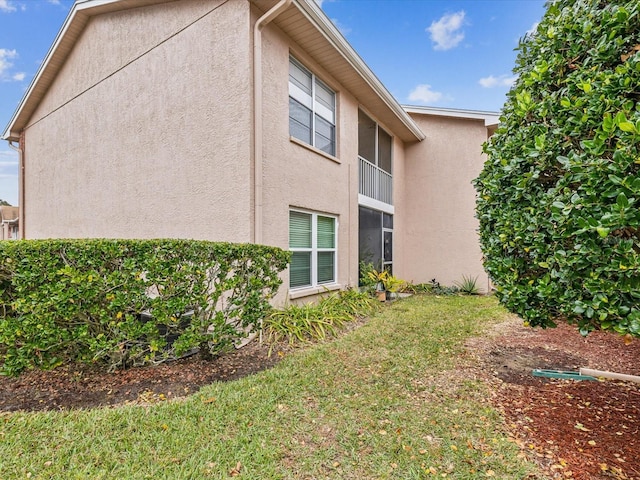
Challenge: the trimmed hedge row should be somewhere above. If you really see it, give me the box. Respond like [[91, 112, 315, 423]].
[[0, 239, 290, 376]]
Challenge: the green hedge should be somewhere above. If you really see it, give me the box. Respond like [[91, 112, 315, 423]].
[[475, 0, 640, 336], [0, 239, 289, 376]]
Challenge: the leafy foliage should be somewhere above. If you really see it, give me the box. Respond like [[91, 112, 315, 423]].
[[0, 239, 289, 375], [263, 289, 379, 348], [0, 199, 10, 206], [475, 0, 640, 336], [453, 275, 480, 295], [358, 261, 380, 293]]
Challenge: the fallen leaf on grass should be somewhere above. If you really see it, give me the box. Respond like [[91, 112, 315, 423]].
[[229, 461, 242, 476]]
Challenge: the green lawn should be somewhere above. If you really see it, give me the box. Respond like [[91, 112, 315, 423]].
[[0, 295, 540, 479]]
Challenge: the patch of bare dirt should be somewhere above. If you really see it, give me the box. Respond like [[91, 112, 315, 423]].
[[476, 320, 640, 480], [0, 341, 284, 412]]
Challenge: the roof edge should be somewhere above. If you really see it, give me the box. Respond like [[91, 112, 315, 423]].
[[2, 1, 89, 141], [293, 0, 425, 142], [3, 0, 427, 143], [2, 0, 176, 141], [403, 105, 500, 127]]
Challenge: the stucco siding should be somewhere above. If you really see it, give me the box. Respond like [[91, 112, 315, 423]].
[[24, 0, 253, 241], [259, 20, 360, 300], [399, 114, 490, 292]]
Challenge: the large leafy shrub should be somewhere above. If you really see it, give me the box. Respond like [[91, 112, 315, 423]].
[[0, 239, 289, 375], [475, 0, 640, 336]]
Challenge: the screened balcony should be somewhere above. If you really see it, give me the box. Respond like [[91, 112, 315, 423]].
[[359, 156, 392, 205], [358, 109, 393, 206]]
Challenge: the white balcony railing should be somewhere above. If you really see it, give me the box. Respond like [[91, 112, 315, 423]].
[[358, 156, 392, 205]]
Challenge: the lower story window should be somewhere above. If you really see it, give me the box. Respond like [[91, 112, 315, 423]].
[[289, 210, 337, 289]]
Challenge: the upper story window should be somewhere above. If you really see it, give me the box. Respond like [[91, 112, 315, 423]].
[[289, 56, 336, 156], [358, 109, 392, 174]]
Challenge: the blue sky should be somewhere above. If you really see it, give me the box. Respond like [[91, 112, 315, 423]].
[[0, 0, 546, 206]]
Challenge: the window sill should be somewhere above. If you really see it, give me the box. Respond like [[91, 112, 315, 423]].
[[290, 137, 341, 164], [289, 283, 342, 300]]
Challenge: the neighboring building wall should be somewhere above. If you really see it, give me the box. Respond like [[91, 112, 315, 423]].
[[0, 206, 19, 240], [259, 17, 361, 303], [399, 114, 491, 292], [23, 0, 253, 241]]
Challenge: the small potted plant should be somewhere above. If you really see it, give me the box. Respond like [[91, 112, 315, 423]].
[[382, 274, 404, 300], [367, 268, 389, 301]]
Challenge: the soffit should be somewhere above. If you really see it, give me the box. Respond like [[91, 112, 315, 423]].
[[404, 105, 500, 127], [254, 0, 424, 143], [4, 0, 425, 143]]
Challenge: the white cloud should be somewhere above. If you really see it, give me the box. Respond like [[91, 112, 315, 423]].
[[408, 84, 444, 104], [331, 18, 351, 36], [427, 11, 466, 51], [47, 0, 61, 4], [0, 48, 17, 76], [525, 21, 539, 37], [12, 71, 25, 81], [479, 74, 517, 88], [0, 0, 16, 12]]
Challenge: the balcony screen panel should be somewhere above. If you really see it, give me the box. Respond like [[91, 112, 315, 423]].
[[358, 206, 382, 270], [378, 128, 392, 174], [358, 109, 376, 163], [383, 230, 393, 262], [289, 98, 312, 144], [383, 213, 393, 229], [289, 211, 312, 248], [290, 252, 311, 288], [317, 252, 335, 284]]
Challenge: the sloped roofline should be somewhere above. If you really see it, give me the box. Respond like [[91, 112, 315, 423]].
[[403, 105, 500, 127], [2, 0, 175, 141], [3, 0, 425, 142], [291, 0, 424, 141]]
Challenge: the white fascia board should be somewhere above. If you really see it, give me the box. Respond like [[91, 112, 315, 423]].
[[358, 195, 395, 215], [403, 105, 500, 127], [294, 0, 425, 142]]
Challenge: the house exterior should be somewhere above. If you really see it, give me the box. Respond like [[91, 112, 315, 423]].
[[0, 206, 19, 240], [2, 0, 498, 302]]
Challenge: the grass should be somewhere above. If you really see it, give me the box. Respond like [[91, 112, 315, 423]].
[[0, 295, 539, 479]]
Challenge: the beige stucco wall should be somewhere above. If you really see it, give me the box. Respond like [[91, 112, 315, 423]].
[[24, 0, 253, 241], [19, 0, 492, 304], [258, 16, 361, 304], [397, 114, 491, 292]]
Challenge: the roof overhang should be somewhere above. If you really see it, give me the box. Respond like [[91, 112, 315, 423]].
[[3, 0, 425, 143], [403, 105, 500, 128], [269, 0, 425, 142]]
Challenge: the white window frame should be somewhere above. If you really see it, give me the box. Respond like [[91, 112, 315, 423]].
[[289, 209, 338, 290], [289, 56, 336, 156]]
